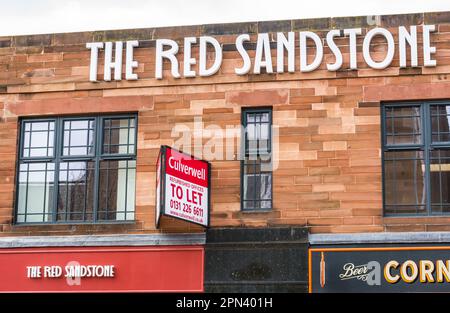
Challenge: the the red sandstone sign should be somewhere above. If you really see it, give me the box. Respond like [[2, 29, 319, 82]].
[[0, 246, 204, 292], [86, 25, 438, 81], [156, 146, 210, 227]]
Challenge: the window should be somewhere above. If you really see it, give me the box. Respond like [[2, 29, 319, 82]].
[[241, 108, 272, 211], [382, 101, 450, 216], [16, 115, 137, 223]]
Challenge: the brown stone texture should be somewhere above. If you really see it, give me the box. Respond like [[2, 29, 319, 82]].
[[0, 12, 449, 235]]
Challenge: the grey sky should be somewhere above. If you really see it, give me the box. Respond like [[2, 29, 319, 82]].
[[1, 0, 450, 36]]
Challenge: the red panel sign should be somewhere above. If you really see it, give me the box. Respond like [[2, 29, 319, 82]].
[[155, 149, 163, 228], [156, 146, 210, 227], [165, 148, 209, 188], [0, 245, 204, 293]]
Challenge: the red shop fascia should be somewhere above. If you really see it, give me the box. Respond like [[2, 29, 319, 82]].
[[0, 146, 210, 293], [0, 235, 205, 293]]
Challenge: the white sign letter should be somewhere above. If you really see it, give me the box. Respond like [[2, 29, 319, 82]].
[[183, 37, 197, 77], [199, 36, 222, 76], [399, 26, 418, 68], [86, 42, 103, 82], [155, 39, 180, 79], [299, 31, 323, 72], [363, 28, 395, 69], [254, 33, 273, 74], [104, 41, 123, 81], [126, 40, 139, 80], [344, 28, 361, 70], [423, 25, 437, 67], [326, 30, 343, 71], [235, 34, 251, 75], [277, 32, 295, 73]]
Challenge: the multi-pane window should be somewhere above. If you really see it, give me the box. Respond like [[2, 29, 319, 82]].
[[16, 115, 137, 223], [22, 120, 55, 158], [63, 119, 95, 156], [241, 109, 272, 211], [382, 101, 450, 216], [103, 118, 136, 154]]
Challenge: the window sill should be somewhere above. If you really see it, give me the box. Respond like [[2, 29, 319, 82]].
[[12, 221, 137, 227], [383, 216, 450, 224], [240, 209, 273, 214], [233, 209, 279, 219]]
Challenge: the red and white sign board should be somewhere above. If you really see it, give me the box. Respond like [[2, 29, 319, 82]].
[[155, 150, 162, 227], [156, 146, 210, 227], [0, 246, 204, 293]]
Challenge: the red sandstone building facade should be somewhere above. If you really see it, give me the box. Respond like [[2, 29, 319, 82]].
[[0, 11, 449, 292]]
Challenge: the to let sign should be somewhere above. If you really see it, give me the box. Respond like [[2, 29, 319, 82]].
[[156, 146, 210, 227]]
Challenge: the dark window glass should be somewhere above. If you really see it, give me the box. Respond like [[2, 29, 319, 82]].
[[22, 120, 55, 158], [57, 161, 95, 222], [383, 102, 450, 216], [63, 119, 95, 156], [242, 109, 272, 211], [385, 106, 421, 145], [431, 105, 450, 143], [103, 117, 136, 155], [16, 162, 54, 223], [98, 160, 136, 221], [383, 151, 426, 215], [430, 149, 450, 213], [243, 158, 272, 210], [16, 115, 137, 224], [245, 112, 271, 154]]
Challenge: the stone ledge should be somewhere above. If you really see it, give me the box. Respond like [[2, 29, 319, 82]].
[[0, 233, 206, 248], [4, 11, 450, 47], [309, 231, 450, 245], [206, 226, 308, 244]]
